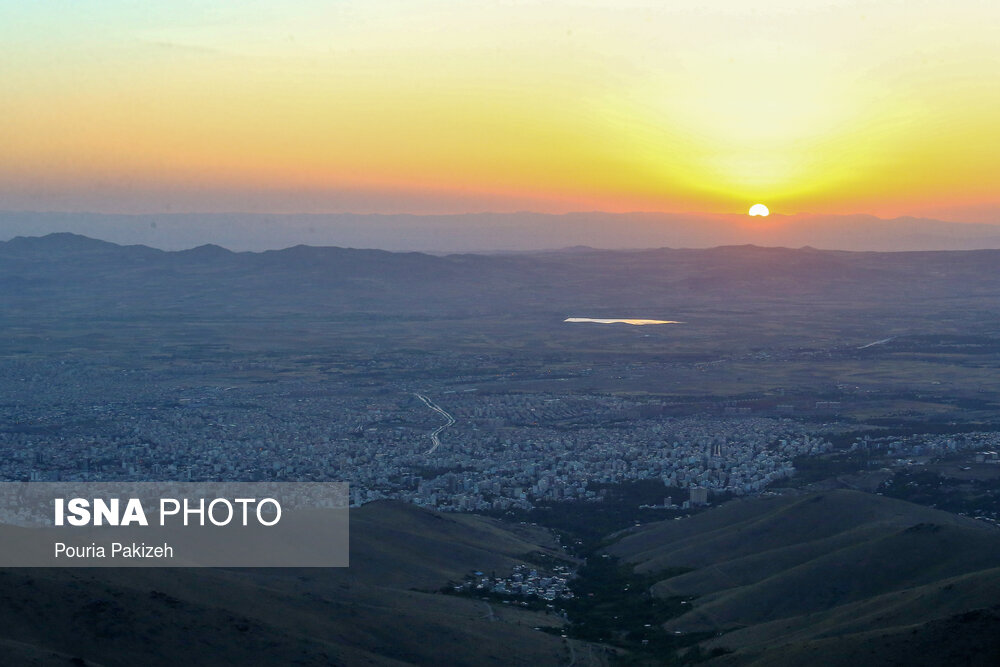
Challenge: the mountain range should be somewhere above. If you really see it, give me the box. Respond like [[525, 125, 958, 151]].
[[4, 232, 1000, 321], [2, 211, 1000, 252]]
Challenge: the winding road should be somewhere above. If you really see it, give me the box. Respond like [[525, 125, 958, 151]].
[[414, 392, 456, 455]]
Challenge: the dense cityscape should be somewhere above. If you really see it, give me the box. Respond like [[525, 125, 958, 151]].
[[7, 355, 999, 514]]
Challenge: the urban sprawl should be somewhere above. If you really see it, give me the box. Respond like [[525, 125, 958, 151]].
[[4, 358, 998, 512]]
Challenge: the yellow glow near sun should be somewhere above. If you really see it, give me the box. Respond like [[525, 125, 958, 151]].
[[749, 204, 770, 217], [1, 1, 1000, 217]]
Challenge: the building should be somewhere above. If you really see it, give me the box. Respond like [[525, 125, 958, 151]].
[[689, 486, 709, 506]]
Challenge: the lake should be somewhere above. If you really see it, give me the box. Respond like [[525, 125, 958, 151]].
[[564, 318, 682, 325]]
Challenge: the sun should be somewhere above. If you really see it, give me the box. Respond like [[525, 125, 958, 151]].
[[748, 203, 770, 217]]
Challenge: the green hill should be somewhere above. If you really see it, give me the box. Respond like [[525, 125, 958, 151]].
[[607, 490, 1000, 664], [0, 501, 598, 667], [705, 604, 1000, 667]]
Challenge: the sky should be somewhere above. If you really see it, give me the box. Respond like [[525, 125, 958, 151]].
[[2, 0, 999, 221]]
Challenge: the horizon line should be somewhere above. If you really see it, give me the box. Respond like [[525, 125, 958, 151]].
[[1, 209, 996, 226], [6, 230, 1000, 257]]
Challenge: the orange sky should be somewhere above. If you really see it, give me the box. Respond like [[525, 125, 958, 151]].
[[2, 1, 999, 221]]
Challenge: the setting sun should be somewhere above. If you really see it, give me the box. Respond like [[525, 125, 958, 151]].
[[749, 204, 770, 217]]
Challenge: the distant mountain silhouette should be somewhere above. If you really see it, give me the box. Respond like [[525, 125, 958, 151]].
[[2, 211, 999, 252], [3, 233, 1000, 324]]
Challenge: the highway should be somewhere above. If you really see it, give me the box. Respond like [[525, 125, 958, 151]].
[[414, 392, 456, 455]]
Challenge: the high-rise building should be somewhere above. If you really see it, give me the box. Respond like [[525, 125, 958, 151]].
[[689, 486, 709, 506]]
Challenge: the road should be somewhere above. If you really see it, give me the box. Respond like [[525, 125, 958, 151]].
[[414, 392, 456, 455], [858, 336, 895, 349]]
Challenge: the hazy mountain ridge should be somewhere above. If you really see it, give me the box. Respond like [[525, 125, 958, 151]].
[[2, 211, 1000, 252], [4, 234, 1000, 324]]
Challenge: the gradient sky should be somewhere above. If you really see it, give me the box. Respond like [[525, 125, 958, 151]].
[[2, 1, 999, 220]]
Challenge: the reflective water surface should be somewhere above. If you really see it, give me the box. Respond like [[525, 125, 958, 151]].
[[564, 318, 681, 325]]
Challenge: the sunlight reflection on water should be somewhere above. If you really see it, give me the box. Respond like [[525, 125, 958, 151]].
[[564, 318, 682, 325]]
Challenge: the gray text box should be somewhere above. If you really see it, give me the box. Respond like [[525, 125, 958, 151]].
[[0, 482, 348, 567]]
